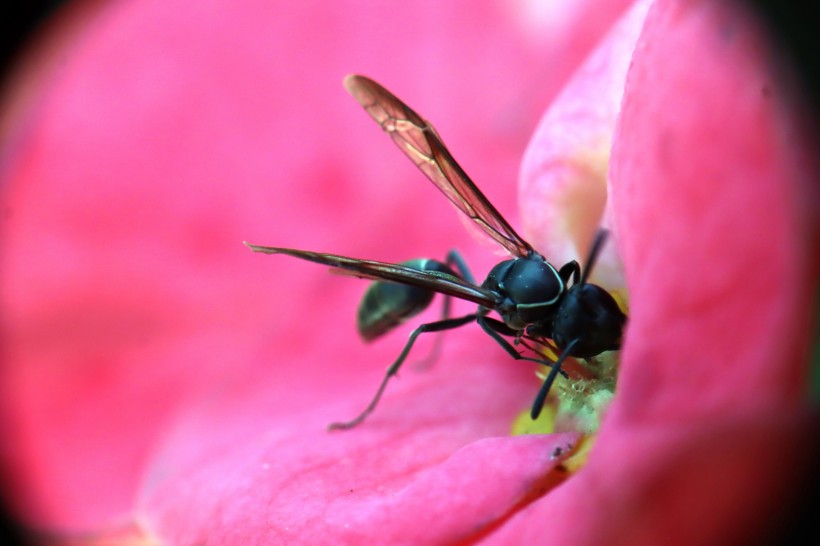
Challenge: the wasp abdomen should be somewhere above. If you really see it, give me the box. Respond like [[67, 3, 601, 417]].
[[357, 258, 459, 341]]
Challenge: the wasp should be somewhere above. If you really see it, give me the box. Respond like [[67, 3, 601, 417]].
[[245, 75, 627, 430]]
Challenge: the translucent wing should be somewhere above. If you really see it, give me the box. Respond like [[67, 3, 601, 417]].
[[244, 242, 498, 308], [344, 74, 533, 258]]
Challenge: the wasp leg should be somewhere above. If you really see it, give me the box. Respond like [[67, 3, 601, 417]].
[[328, 313, 479, 431], [530, 338, 580, 419], [414, 249, 475, 370], [445, 249, 475, 284], [477, 317, 570, 374], [558, 260, 580, 286], [580, 229, 608, 285]]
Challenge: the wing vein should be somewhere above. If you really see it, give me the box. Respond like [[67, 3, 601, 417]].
[[344, 74, 533, 258]]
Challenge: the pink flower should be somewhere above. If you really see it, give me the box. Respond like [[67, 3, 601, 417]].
[[0, 0, 815, 544]]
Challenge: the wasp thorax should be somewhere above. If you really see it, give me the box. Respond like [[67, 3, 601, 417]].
[[482, 256, 564, 328]]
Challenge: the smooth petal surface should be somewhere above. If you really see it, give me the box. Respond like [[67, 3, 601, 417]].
[[7, 0, 814, 544], [519, 0, 652, 286], [0, 0, 636, 540], [612, 0, 815, 424], [497, 0, 817, 544], [141, 389, 579, 545]]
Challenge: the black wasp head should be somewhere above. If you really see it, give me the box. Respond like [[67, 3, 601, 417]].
[[551, 283, 626, 358], [481, 255, 564, 330]]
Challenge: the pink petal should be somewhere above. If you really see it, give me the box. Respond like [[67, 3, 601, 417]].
[[139, 380, 580, 544], [520, 0, 652, 286], [0, 0, 635, 537], [483, 413, 816, 545], [611, 0, 816, 424], [496, 0, 817, 544]]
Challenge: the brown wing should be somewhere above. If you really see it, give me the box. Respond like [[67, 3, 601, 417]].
[[244, 242, 498, 308], [344, 74, 533, 258]]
